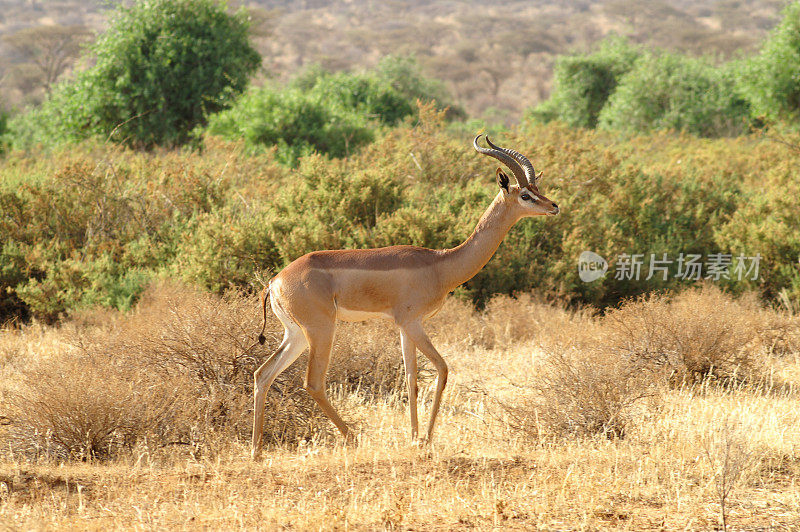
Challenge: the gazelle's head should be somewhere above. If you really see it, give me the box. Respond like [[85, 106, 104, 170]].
[[474, 134, 559, 217]]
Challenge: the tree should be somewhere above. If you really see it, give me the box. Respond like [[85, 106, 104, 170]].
[[598, 52, 751, 137], [528, 37, 642, 129], [738, 1, 800, 123], [2, 25, 92, 94], [9, 0, 261, 149], [206, 59, 461, 164]]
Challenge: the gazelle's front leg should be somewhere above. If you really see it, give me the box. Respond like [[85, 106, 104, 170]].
[[400, 330, 419, 440], [400, 321, 448, 443]]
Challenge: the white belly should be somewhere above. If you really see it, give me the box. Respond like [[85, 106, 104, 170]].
[[335, 306, 394, 323]]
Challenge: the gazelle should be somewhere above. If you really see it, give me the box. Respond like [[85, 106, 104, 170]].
[[252, 135, 559, 458]]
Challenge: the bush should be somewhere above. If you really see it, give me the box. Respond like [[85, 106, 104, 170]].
[[205, 85, 375, 164], [529, 37, 641, 129], [7, 351, 177, 460], [738, 2, 800, 123], [501, 286, 799, 440], [598, 52, 751, 137], [604, 287, 782, 382], [502, 304, 657, 439], [0, 110, 8, 153], [714, 159, 800, 305], [0, 144, 246, 322], [526, 347, 657, 438], [8, 0, 260, 149], [207, 59, 456, 163], [3, 116, 800, 321]]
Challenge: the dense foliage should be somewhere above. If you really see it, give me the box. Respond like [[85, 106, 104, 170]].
[[738, 2, 800, 123], [0, 111, 7, 154], [531, 4, 800, 136], [206, 57, 457, 164], [2, 1, 800, 323], [598, 53, 751, 137], [1, 105, 798, 323], [6, 0, 260, 149], [528, 38, 641, 129]]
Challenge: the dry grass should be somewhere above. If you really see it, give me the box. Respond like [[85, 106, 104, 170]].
[[605, 286, 799, 382], [1, 285, 799, 529], [2, 283, 408, 459]]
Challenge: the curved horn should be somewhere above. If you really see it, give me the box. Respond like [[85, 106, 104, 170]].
[[473, 135, 530, 189], [485, 136, 537, 187]]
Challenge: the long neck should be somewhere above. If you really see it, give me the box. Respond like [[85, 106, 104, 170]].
[[439, 192, 519, 291]]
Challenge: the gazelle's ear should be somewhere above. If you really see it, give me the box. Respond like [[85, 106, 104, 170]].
[[496, 168, 510, 193]]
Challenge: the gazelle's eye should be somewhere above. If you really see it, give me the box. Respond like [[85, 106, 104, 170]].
[[520, 193, 532, 201]]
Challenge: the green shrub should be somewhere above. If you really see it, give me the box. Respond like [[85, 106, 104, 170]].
[[598, 52, 751, 137], [738, 2, 800, 123], [206, 85, 375, 164], [305, 72, 414, 125], [8, 0, 260, 149], [528, 37, 641, 129], [0, 110, 8, 153], [2, 117, 800, 322], [0, 145, 241, 322], [14, 251, 153, 322], [265, 153, 406, 260], [714, 161, 800, 304], [207, 59, 457, 163], [170, 209, 280, 293], [0, 241, 30, 321]]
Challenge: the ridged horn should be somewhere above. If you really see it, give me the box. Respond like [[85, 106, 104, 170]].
[[485, 136, 537, 188], [473, 134, 530, 189]]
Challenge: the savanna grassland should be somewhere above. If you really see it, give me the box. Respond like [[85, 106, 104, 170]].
[[1, 116, 800, 529], [3, 0, 800, 530], [1, 286, 799, 530]]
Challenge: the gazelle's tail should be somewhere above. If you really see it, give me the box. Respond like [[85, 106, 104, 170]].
[[258, 285, 270, 345]]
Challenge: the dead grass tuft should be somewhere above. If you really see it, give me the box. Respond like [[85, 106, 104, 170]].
[[500, 287, 800, 439], [6, 352, 176, 460], [503, 310, 660, 439], [427, 293, 588, 350], [526, 348, 659, 439], [605, 286, 800, 383]]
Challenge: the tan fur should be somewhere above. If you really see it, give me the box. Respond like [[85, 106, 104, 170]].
[[252, 166, 559, 459]]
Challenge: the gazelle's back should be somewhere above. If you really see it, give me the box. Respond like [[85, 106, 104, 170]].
[[299, 245, 443, 271], [273, 246, 445, 323]]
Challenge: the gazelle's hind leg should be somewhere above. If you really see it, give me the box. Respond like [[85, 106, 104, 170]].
[[302, 319, 351, 439], [252, 300, 307, 459], [400, 320, 448, 443]]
